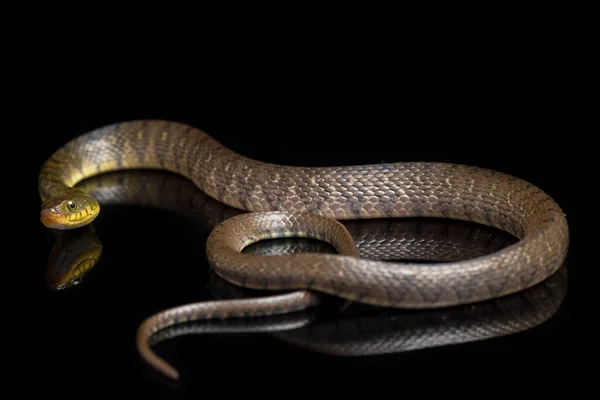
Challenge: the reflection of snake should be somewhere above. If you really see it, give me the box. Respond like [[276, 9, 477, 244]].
[[39, 120, 570, 379]]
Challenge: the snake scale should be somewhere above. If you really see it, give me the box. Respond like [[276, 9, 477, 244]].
[[39, 120, 570, 379]]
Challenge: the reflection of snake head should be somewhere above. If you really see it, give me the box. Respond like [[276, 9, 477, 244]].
[[46, 225, 102, 290], [41, 187, 100, 230]]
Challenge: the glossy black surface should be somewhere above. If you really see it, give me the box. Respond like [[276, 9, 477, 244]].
[[22, 67, 582, 397]]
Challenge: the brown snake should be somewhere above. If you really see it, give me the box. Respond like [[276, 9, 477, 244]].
[[38, 120, 570, 379]]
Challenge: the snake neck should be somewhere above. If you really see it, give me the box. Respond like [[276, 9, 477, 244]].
[[39, 120, 212, 200]]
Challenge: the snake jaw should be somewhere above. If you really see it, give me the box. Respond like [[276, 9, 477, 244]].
[[41, 205, 98, 229]]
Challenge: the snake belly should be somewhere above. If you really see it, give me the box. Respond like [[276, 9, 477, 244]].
[[39, 119, 569, 309]]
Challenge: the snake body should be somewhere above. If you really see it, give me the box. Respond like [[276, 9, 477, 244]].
[[39, 120, 570, 379]]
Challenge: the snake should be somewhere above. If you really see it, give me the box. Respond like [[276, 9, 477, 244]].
[[38, 119, 570, 380]]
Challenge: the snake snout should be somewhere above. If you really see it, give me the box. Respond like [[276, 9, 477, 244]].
[[40, 205, 63, 229]]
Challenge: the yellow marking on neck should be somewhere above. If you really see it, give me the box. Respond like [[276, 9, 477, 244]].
[[68, 171, 84, 187], [82, 160, 100, 176], [142, 138, 162, 167], [98, 160, 119, 174]]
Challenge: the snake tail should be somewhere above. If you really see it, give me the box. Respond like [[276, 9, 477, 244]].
[[136, 292, 321, 380]]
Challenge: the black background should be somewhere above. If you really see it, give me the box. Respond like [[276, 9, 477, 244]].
[[14, 17, 587, 399]]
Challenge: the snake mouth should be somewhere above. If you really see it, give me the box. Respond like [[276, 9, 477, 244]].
[[40, 208, 98, 230]]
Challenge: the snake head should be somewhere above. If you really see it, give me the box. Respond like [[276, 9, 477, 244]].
[[41, 188, 100, 229]]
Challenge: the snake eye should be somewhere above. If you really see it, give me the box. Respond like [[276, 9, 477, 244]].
[[66, 200, 76, 211]]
